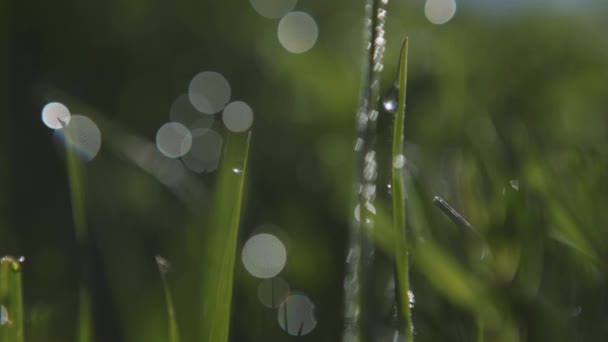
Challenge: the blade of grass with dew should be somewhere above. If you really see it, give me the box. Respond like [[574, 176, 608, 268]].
[[391, 38, 414, 341], [63, 135, 93, 342], [344, 0, 390, 340], [156, 255, 180, 342], [199, 131, 251, 342], [0, 256, 24, 342]]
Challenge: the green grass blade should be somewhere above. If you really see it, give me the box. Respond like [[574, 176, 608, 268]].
[[391, 38, 414, 341], [63, 139, 93, 342], [0, 256, 24, 342], [199, 131, 251, 342], [156, 256, 180, 342]]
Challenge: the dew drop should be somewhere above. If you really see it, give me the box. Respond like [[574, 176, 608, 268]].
[[232, 163, 244, 174], [382, 83, 398, 113], [393, 154, 406, 169]]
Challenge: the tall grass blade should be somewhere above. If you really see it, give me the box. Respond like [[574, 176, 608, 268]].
[[199, 131, 251, 342], [156, 256, 180, 342], [391, 38, 414, 341], [344, 0, 390, 340], [63, 137, 93, 342], [0, 256, 24, 342]]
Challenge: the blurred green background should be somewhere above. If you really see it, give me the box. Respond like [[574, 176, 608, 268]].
[[2, 0, 608, 341]]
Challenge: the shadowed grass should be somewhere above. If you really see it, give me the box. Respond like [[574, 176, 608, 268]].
[[199, 131, 251, 342], [391, 38, 414, 341], [0, 256, 24, 342]]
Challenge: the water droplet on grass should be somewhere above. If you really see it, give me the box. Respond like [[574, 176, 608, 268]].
[[232, 163, 244, 174], [382, 83, 398, 113], [393, 154, 406, 169]]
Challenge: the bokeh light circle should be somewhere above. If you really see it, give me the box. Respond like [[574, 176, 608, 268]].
[[188, 71, 231, 114], [181, 129, 223, 173], [242, 233, 287, 278], [278, 12, 319, 54], [277, 294, 317, 336], [170, 94, 214, 129], [258, 277, 290, 309], [54, 115, 102, 161], [249, 0, 297, 19], [42, 102, 71, 129], [156, 122, 193, 158], [425, 0, 457, 25], [222, 101, 254, 133]]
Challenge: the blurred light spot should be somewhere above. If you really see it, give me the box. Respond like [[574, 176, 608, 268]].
[[242, 233, 287, 278], [54, 115, 102, 161], [42, 102, 71, 129], [424, 0, 456, 25], [188, 71, 231, 114], [155, 255, 172, 275], [249, 0, 297, 19], [170, 94, 214, 129], [181, 129, 223, 173], [510, 179, 519, 191], [258, 277, 290, 309], [222, 101, 254, 133], [382, 83, 398, 113], [408, 290, 415, 309], [354, 202, 376, 222], [0, 305, 9, 325], [278, 12, 319, 54], [156, 122, 192, 158], [393, 154, 406, 169], [277, 294, 317, 336]]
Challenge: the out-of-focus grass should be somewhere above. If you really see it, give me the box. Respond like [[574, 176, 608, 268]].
[[0, 256, 24, 342], [156, 255, 180, 342], [199, 131, 251, 342]]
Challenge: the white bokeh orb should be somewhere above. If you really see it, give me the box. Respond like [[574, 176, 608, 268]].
[[425, 0, 457, 25], [156, 122, 193, 158], [42, 102, 71, 129], [278, 12, 319, 54], [188, 71, 231, 114], [222, 101, 254, 133], [242, 233, 287, 279], [277, 294, 318, 336]]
